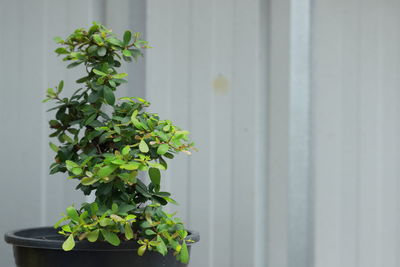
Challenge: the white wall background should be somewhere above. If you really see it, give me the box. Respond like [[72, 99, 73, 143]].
[[1, 1, 400, 267]]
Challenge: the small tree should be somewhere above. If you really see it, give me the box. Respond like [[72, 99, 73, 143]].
[[44, 22, 195, 263]]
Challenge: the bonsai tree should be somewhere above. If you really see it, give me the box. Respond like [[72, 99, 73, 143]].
[[43, 22, 195, 263]]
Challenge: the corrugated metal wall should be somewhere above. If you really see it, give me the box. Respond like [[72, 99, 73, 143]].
[[145, 1, 268, 267], [312, 0, 400, 266]]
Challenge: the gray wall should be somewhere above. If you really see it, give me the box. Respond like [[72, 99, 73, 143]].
[[146, 1, 268, 267], [312, 0, 400, 266]]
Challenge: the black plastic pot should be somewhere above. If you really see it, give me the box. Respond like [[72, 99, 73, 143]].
[[5, 227, 199, 267]]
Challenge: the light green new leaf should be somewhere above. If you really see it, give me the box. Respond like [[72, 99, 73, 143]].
[[157, 144, 169, 155], [138, 244, 147, 256], [123, 49, 132, 57], [62, 234, 75, 251], [93, 34, 103, 45], [93, 69, 107, 76], [57, 80, 64, 93], [122, 145, 131, 156], [112, 73, 128, 79], [66, 206, 80, 222], [97, 165, 117, 178], [81, 176, 98, 186], [49, 142, 59, 152], [124, 224, 133, 240], [180, 241, 189, 264], [87, 229, 99, 242], [71, 167, 82, 176], [53, 36, 64, 43], [120, 162, 140, 170], [101, 230, 120, 246], [139, 139, 149, 153]]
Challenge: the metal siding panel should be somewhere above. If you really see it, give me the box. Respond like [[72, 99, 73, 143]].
[[146, 1, 268, 267], [312, 0, 400, 267], [0, 1, 44, 266]]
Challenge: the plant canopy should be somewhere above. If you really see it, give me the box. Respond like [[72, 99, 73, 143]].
[[44, 22, 195, 264]]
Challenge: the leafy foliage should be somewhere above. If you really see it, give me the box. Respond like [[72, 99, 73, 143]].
[[45, 22, 195, 263]]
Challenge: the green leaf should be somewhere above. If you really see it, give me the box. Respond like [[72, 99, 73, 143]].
[[65, 160, 78, 171], [139, 139, 149, 153], [71, 167, 83, 175], [57, 80, 64, 93], [124, 224, 133, 240], [156, 236, 168, 256], [66, 206, 80, 222], [93, 34, 103, 45], [103, 86, 115, 105], [123, 31, 132, 45], [180, 241, 189, 264], [61, 224, 72, 232], [138, 244, 147, 256], [123, 49, 132, 57], [97, 47, 107, 56], [101, 230, 120, 246], [55, 47, 68, 54], [97, 165, 117, 178], [112, 203, 118, 212], [122, 145, 131, 156], [148, 168, 161, 186], [157, 144, 169, 155], [106, 37, 124, 47], [53, 36, 64, 43], [112, 73, 128, 79], [120, 162, 140, 170], [93, 69, 107, 76], [145, 229, 156, 236], [67, 61, 83, 69], [62, 234, 75, 251], [87, 229, 99, 242], [49, 142, 59, 152], [81, 176, 98, 186]]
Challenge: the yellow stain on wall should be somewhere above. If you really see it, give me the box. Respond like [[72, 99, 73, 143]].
[[213, 74, 230, 95]]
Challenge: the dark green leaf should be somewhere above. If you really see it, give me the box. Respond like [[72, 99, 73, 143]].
[[123, 31, 132, 45], [67, 61, 83, 69], [103, 86, 115, 105], [148, 167, 161, 186]]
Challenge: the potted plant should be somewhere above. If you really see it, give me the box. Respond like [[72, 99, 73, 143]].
[[5, 22, 199, 267]]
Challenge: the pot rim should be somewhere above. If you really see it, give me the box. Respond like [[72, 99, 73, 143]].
[[4, 226, 200, 251]]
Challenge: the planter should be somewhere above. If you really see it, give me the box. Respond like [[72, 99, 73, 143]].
[[5, 227, 199, 267]]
